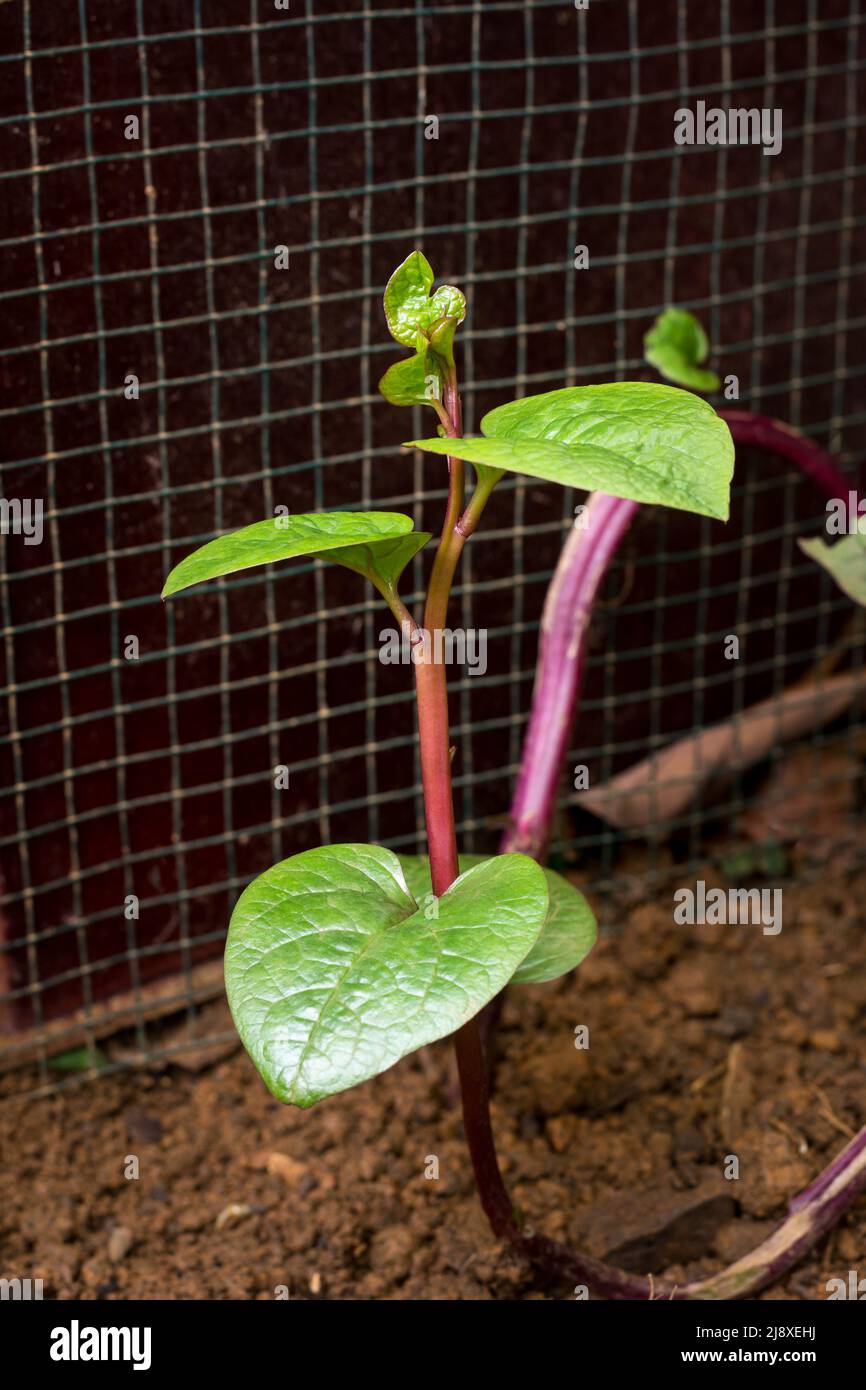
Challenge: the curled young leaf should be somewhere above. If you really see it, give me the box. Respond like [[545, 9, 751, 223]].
[[320, 531, 431, 595], [408, 381, 734, 521], [224, 845, 548, 1106], [644, 308, 720, 393], [384, 251, 466, 351], [162, 511, 417, 598], [398, 854, 597, 985], [378, 350, 442, 409]]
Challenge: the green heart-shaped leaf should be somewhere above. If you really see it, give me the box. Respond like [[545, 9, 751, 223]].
[[644, 308, 720, 392], [225, 844, 548, 1106], [408, 381, 734, 521], [511, 864, 597, 984], [800, 531, 866, 607], [384, 251, 466, 350], [162, 511, 416, 598], [399, 854, 596, 985]]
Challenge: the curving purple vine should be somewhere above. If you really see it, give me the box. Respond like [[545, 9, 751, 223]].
[[491, 410, 866, 1298]]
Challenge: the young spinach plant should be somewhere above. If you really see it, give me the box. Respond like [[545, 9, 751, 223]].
[[162, 253, 734, 1287]]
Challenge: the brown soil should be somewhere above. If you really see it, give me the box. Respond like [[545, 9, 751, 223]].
[[2, 839, 865, 1301]]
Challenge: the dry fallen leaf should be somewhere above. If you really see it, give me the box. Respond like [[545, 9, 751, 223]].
[[579, 673, 865, 832]]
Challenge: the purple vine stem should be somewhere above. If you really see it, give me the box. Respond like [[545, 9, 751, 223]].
[[502, 411, 850, 861], [502, 489, 637, 860], [494, 412, 866, 1299]]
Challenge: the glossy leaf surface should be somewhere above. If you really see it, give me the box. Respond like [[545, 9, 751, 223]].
[[409, 382, 734, 520], [162, 512, 416, 597], [225, 845, 549, 1106], [398, 854, 597, 985]]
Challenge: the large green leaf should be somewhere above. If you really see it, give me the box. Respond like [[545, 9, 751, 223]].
[[162, 511, 416, 598], [398, 854, 596, 985], [225, 845, 548, 1106], [384, 251, 465, 350], [800, 531, 866, 607], [644, 308, 720, 392], [408, 381, 734, 521]]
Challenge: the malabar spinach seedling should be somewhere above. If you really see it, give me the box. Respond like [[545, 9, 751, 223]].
[[163, 253, 734, 1285]]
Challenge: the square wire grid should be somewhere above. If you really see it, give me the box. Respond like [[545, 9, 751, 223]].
[[0, 0, 864, 1090]]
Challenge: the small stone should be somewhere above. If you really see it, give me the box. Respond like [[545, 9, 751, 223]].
[[80, 1258, 105, 1289], [663, 960, 720, 1018], [107, 1225, 134, 1263], [810, 1029, 842, 1054], [264, 1152, 308, 1187], [369, 1224, 415, 1280], [736, 1131, 811, 1218], [837, 1229, 861, 1262], [123, 1106, 163, 1145], [357, 1272, 388, 1297], [775, 1017, 809, 1047], [309, 1272, 322, 1295], [546, 1115, 579, 1155], [215, 1202, 253, 1231]]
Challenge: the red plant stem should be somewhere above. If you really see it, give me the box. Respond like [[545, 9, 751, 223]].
[[416, 479, 497, 899], [414, 369, 520, 1233], [417, 372, 466, 896], [415, 654, 460, 896]]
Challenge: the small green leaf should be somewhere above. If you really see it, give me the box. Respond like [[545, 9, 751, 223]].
[[319, 531, 431, 593], [398, 855, 597, 985], [384, 251, 465, 349], [162, 511, 416, 598], [49, 1045, 109, 1073], [225, 845, 548, 1106], [800, 531, 866, 607], [379, 350, 442, 408], [408, 381, 734, 521], [427, 314, 459, 364], [644, 308, 720, 392]]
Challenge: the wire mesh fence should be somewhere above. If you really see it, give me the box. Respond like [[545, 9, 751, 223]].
[[0, 0, 864, 1093]]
